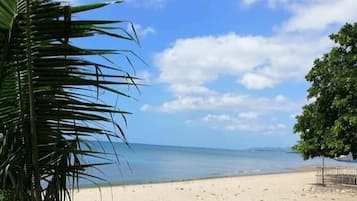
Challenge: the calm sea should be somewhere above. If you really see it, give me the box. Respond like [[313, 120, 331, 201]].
[[78, 142, 356, 187]]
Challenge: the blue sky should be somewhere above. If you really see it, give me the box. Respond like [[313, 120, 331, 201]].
[[70, 0, 357, 149]]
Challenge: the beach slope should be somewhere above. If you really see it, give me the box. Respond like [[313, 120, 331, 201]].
[[73, 171, 356, 201]]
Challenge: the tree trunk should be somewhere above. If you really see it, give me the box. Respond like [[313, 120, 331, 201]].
[[321, 156, 325, 185], [25, 0, 42, 200]]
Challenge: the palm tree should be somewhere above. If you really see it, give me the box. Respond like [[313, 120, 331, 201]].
[[0, 0, 140, 200]]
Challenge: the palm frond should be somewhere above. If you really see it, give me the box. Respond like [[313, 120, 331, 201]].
[[0, 0, 141, 200]]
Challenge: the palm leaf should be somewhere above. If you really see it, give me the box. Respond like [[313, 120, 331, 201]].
[[0, 0, 141, 200]]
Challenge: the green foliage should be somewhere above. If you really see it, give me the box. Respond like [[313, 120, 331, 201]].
[[0, 0, 140, 200], [294, 23, 357, 160], [0, 190, 14, 201]]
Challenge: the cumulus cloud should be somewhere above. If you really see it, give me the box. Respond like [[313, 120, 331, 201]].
[[141, 93, 297, 113], [142, 0, 357, 134], [154, 0, 357, 93], [240, 73, 276, 89], [168, 85, 216, 96], [136, 70, 152, 85], [281, 0, 357, 33], [198, 113, 286, 134], [156, 33, 329, 90], [237, 112, 259, 120]]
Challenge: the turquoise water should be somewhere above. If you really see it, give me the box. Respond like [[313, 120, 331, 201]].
[[79, 142, 356, 186]]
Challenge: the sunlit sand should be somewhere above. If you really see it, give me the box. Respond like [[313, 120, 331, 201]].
[[73, 169, 357, 201]]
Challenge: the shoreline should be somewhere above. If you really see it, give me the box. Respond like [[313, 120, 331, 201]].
[[77, 166, 312, 189], [76, 164, 329, 189], [73, 168, 357, 201]]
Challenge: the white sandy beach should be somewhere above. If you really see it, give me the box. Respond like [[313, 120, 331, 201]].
[[73, 170, 357, 201]]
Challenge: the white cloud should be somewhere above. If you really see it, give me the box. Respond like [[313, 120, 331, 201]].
[[240, 73, 276, 89], [169, 84, 216, 96], [141, 93, 297, 113], [242, 0, 357, 33], [237, 112, 259, 120], [142, 0, 357, 135], [129, 24, 156, 38], [151, 0, 356, 102], [275, 95, 286, 102], [199, 113, 286, 134], [203, 114, 231, 122], [307, 96, 316, 104], [137, 70, 152, 84], [156, 33, 329, 90], [281, 0, 357, 33], [140, 27, 156, 37]]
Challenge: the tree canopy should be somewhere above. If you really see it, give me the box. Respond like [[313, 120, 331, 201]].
[[294, 23, 357, 160]]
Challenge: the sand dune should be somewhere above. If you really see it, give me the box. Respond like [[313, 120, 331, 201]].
[[73, 171, 357, 201]]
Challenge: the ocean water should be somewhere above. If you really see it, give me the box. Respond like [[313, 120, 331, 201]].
[[78, 142, 356, 187]]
